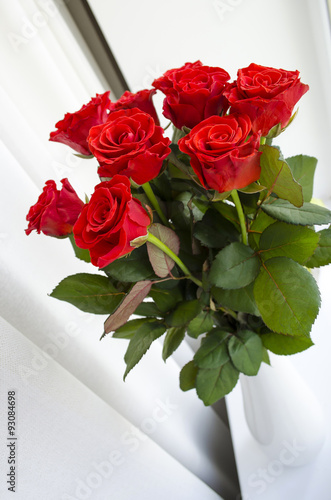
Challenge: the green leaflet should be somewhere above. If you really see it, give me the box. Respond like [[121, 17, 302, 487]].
[[259, 221, 319, 264], [50, 273, 124, 314], [253, 257, 320, 337], [209, 242, 260, 289], [162, 326, 186, 361], [124, 322, 166, 379], [261, 331, 314, 355], [259, 145, 303, 207], [261, 199, 331, 226], [196, 362, 239, 406], [286, 155, 317, 202], [228, 330, 263, 375]]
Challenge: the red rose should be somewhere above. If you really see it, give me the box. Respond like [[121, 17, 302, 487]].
[[224, 64, 309, 136], [25, 178, 84, 237], [88, 108, 171, 185], [178, 114, 261, 193], [73, 175, 150, 268], [49, 91, 111, 155], [108, 89, 160, 125], [152, 61, 230, 130]]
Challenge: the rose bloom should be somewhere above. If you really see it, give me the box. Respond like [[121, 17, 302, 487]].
[[73, 175, 150, 268], [152, 61, 230, 130], [108, 89, 160, 125], [178, 114, 261, 193], [25, 178, 84, 237], [49, 91, 111, 155], [88, 107, 171, 185], [224, 64, 309, 136]]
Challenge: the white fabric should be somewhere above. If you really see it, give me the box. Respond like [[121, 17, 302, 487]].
[[0, 1, 235, 498]]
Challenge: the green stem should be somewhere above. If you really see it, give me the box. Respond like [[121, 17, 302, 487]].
[[142, 182, 170, 227], [231, 189, 248, 245], [147, 232, 203, 288]]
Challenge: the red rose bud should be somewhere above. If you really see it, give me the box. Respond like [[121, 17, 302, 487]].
[[108, 89, 160, 125], [178, 114, 261, 193], [153, 61, 230, 130], [25, 179, 84, 237], [73, 175, 151, 268], [49, 91, 111, 155], [88, 108, 171, 185], [224, 64, 309, 136]]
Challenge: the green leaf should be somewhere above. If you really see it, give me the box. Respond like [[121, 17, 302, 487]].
[[104, 280, 152, 334], [103, 245, 155, 282], [262, 347, 271, 365], [193, 209, 239, 248], [175, 191, 204, 222], [261, 199, 331, 226], [180, 361, 198, 391], [146, 223, 180, 278], [113, 318, 154, 339], [152, 172, 173, 201], [209, 242, 260, 289], [238, 182, 266, 194], [261, 331, 314, 355], [166, 300, 201, 327], [286, 155, 317, 202], [259, 222, 319, 264], [253, 257, 320, 336], [196, 361, 239, 405], [69, 234, 91, 263], [149, 286, 183, 313], [248, 211, 276, 250], [50, 273, 124, 314], [193, 330, 230, 369], [305, 226, 331, 268], [213, 201, 240, 229], [259, 145, 303, 207], [162, 326, 186, 361], [228, 330, 263, 375], [133, 301, 161, 317], [124, 322, 166, 379], [212, 283, 260, 316], [187, 311, 214, 338]]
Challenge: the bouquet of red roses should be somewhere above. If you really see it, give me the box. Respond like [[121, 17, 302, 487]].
[[26, 62, 331, 405]]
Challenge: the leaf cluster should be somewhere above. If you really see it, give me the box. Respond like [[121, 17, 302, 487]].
[[50, 137, 331, 405]]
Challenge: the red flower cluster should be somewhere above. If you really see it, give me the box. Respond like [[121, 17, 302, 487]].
[[27, 62, 308, 267]]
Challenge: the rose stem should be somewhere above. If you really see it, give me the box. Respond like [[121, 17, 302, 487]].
[[142, 182, 171, 227], [146, 232, 203, 288], [231, 189, 248, 245]]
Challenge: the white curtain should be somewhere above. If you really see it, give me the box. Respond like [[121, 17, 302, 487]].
[[0, 2, 237, 499]]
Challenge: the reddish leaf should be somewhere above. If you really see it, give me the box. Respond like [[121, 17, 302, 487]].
[[147, 223, 180, 278], [104, 280, 152, 334]]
